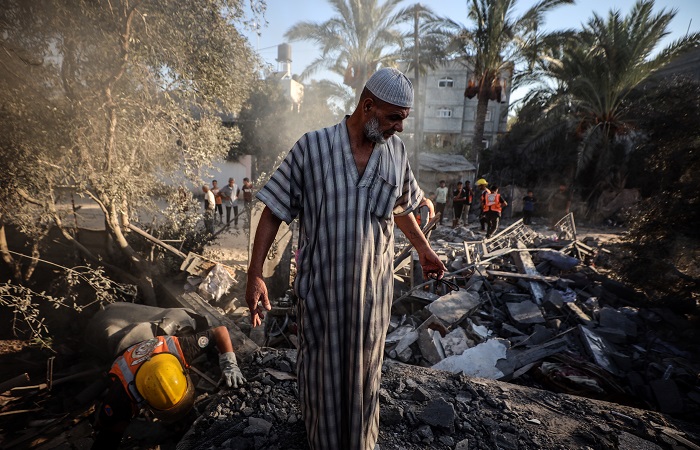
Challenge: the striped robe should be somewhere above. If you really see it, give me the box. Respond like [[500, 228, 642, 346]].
[[257, 118, 422, 450]]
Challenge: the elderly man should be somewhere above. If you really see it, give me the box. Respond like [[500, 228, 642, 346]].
[[246, 68, 445, 450]]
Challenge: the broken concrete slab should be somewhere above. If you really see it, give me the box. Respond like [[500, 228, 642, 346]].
[[578, 326, 621, 376], [432, 338, 509, 379], [500, 337, 570, 380], [506, 301, 545, 325], [426, 290, 481, 325], [417, 329, 445, 365], [439, 328, 471, 357], [395, 329, 420, 355], [512, 241, 547, 305], [386, 325, 416, 344], [543, 289, 566, 314], [594, 327, 629, 344], [598, 307, 638, 337]]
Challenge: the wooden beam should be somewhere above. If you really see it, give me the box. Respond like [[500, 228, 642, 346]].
[[126, 223, 187, 259], [510, 241, 546, 305]]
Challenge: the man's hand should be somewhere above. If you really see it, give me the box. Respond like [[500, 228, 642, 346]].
[[419, 248, 446, 281], [219, 352, 245, 388], [245, 273, 272, 327]]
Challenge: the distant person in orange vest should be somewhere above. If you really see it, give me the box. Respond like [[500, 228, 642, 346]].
[[483, 185, 508, 238], [91, 326, 244, 450]]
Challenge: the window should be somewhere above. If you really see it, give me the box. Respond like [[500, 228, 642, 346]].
[[482, 140, 490, 149], [438, 77, 454, 88], [437, 108, 452, 118]]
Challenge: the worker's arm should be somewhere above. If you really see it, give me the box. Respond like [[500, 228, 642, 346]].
[[211, 326, 234, 353], [395, 213, 446, 280], [209, 326, 245, 388], [245, 206, 282, 327]]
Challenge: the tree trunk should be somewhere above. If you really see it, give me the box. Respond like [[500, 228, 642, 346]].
[[102, 197, 157, 306], [471, 73, 493, 168], [0, 218, 23, 281]]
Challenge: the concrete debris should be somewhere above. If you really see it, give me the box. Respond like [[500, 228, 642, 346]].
[[432, 338, 509, 379], [425, 290, 482, 325], [378, 213, 700, 422]]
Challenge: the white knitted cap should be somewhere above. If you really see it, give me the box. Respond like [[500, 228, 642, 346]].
[[365, 68, 413, 108]]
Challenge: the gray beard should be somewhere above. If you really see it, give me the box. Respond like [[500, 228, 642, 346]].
[[364, 117, 386, 144]]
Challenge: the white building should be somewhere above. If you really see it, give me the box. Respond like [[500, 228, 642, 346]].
[[405, 59, 511, 153]]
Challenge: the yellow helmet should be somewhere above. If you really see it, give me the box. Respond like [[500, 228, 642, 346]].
[[476, 178, 488, 186], [135, 353, 194, 422]]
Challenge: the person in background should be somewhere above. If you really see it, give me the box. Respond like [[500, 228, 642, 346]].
[[435, 180, 448, 225], [91, 326, 244, 450], [245, 68, 445, 450], [211, 179, 223, 224], [475, 178, 490, 232], [461, 180, 474, 225], [241, 177, 254, 217], [451, 181, 467, 228], [219, 177, 240, 227], [522, 190, 536, 225], [202, 184, 215, 234], [483, 185, 508, 238]]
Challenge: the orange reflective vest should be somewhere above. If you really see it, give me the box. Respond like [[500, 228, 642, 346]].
[[483, 193, 502, 213], [109, 336, 186, 407]]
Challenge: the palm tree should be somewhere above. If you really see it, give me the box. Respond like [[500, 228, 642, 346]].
[[284, 0, 409, 102], [440, 0, 573, 165], [530, 0, 699, 196]]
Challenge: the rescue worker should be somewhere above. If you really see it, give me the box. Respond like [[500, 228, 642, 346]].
[[475, 178, 490, 232], [91, 325, 245, 449], [483, 185, 508, 238]]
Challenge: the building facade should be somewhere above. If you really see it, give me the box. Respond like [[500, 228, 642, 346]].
[[405, 59, 511, 154]]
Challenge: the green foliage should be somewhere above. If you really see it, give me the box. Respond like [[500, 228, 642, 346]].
[[1, 264, 132, 347], [438, 0, 574, 159], [284, 0, 409, 99], [0, 0, 259, 298], [518, 0, 700, 196], [618, 76, 700, 308]]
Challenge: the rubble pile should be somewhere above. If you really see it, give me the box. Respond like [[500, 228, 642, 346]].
[[178, 348, 700, 450], [388, 216, 700, 422], [179, 214, 700, 450]]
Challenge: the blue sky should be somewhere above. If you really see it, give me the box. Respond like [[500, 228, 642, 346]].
[[243, 0, 699, 103]]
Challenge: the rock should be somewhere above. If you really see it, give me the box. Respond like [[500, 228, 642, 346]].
[[419, 398, 455, 430], [439, 327, 471, 357], [506, 300, 546, 325], [455, 438, 469, 450], [380, 405, 404, 426], [598, 307, 638, 337], [244, 417, 273, 436], [412, 386, 431, 402]]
